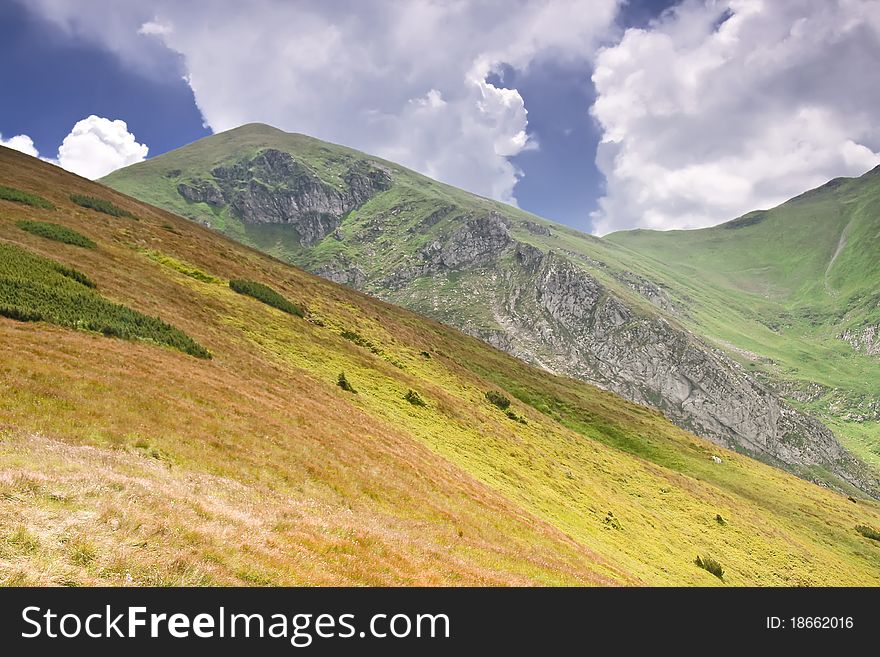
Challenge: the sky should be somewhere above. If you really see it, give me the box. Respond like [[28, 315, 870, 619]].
[[2, 0, 879, 234]]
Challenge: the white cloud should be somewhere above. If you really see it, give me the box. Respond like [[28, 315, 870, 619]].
[[0, 134, 40, 157], [18, 0, 620, 205], [590, 0, 880, 233], [0, 116, 148, 179], [55, 115, 148, 179]]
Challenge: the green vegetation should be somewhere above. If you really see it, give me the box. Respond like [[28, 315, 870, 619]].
[[0, 185, 55, 210], [229, 279, 304, 317], [0, 243, 209, 358], [486, 390, 511, 410], [856, 524, 880, 542], [337, 371, 356, 393], [70, 193, 135, 218], [404, 389, 425, 406], [715, 514, 726, 525], [142, 249, 221, 284], [17, 220, 96, 249], [695, 555, 724, 579]]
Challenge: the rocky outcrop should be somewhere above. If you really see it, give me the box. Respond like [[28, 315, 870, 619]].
[[482, 251, 877, 495], [177, 149, 391, 246], [840, 324, 880, 356], [177, 180, 224, 206]]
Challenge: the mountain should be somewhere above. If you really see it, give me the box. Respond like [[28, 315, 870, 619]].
[[606, 168, 880, 473], [5, 146, 880, 586], [102, 123, 879, 497]]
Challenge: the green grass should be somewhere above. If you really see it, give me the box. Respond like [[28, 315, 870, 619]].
[[0, 243, 210, 358], [0, 185, 55, 210], [70, 193, 135, 218], [142, 249, 222, 284], [17, 220, 96, 248], [229, 279, 305, 317]]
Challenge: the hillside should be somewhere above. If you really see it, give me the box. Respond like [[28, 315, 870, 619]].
[[606, 168, 880, 471], [3, 145, 880, 585], [102, 123, 879, 496]]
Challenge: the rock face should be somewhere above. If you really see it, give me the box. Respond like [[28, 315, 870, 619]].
[[178, 149, 391, 246], [378, 224, 878, 495]]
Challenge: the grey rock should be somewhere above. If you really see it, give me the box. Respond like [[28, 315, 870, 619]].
[[178, 149, 391, 246]]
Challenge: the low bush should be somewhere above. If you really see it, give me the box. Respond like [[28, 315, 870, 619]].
[[340, 329, 382, 355], [404, 390, 426, 406], [17, 220, 96, 248], [485, 390, 511, 410], [0, 243, 210, 359], [337, 372, 356, 393], [70, 193, 135, 218], [695, 555, 724, 579], [856, 525, 880, 542], [229, 279, 305, 317], [505, 409, 527, 425], [715, 514, 726, 526], [0, 185, 55, 210]]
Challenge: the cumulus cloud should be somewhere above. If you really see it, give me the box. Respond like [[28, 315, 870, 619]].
[[590, 0, 880, 233], [0, 133, 40, 157], [18, 0, 619, 205], [0, 116, 147, 179], [56, 115, 148, 179]]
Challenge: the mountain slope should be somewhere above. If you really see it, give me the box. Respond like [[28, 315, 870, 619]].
[[102, 123, 878, 496], [606, 168, 880, 471], [4, 146, 880, 585]]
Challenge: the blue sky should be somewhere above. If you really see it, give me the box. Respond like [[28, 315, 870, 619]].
[[2, 1, 879, 234]]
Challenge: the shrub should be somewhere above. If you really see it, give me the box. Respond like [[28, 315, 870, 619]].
[[420, 351, 431, 358], [715, 514, 726, 525], [0, 243, 210, 359], [0, 185, 55, 210], [603, 511, 622, 530], [485, 390, 511, 410], [404, 390, 425, 406], [856, 525, 880, 542], [337, 372, 356, 393], [505, 409, 527, 425], [17, 220, 96, 249], [695, 555, 724, 579], [229, 279, 305, 317], [70, 193, 135, 218], [340, 329, 381, 354]]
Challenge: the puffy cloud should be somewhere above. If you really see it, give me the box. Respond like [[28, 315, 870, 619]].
[[55, 115, 148, 179], [18, 0, 619, 204], [591, 0, 880, 233], [0, 133, 40, 157], [0, 116, 147, 179]]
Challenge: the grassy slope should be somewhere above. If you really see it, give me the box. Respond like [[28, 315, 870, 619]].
[[606, 170, 880, 468], [0, 145, 850, 584], [5, 148, 880, 586]]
